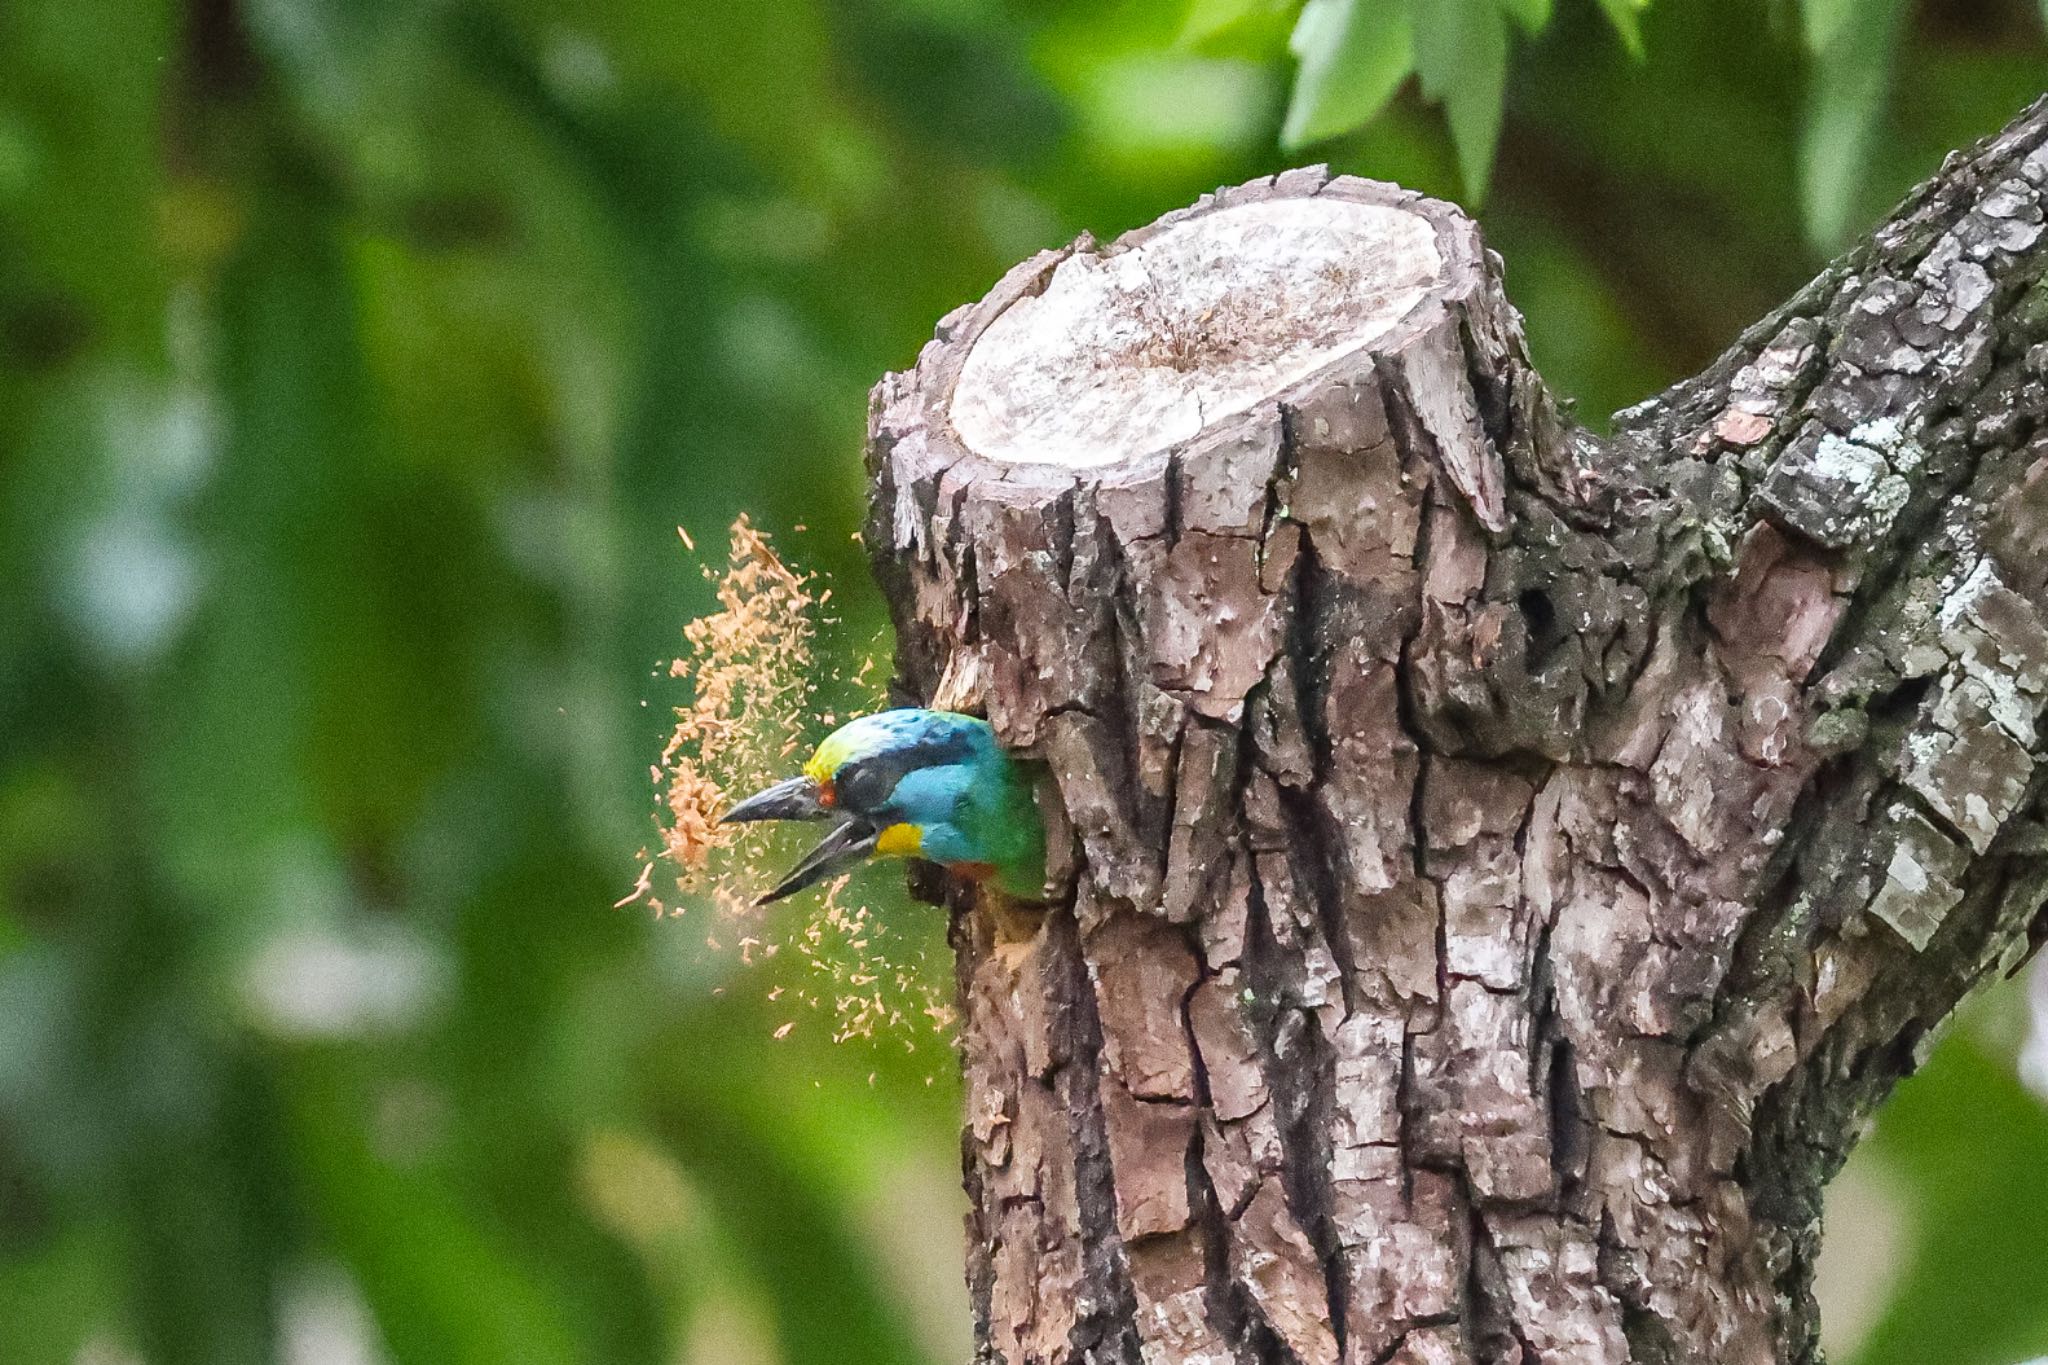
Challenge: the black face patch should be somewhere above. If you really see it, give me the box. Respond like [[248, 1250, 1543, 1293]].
[[833, 757, 897, 813], [831, 728, 978, 817]]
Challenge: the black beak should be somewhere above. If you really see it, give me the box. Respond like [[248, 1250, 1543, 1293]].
[[720, 775, 828, 825], [720, 775, 876, 905], [756, 818, 879, 905]]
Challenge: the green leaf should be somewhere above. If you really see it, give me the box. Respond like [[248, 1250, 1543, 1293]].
[[0, 1222, 117, 1365], [646, 1013, 945, 1365], [287, 1058, 586, 1365], [1798, 0, 1909, 249], [1595, 0, 1647, 60], [1180, 0, 1295, 48], [1799, 0, 1855, 51], [1411, 0, 1508, 202], [1496, 0, 1552, 35], [1281, 0, 1415, 149], [1851, 1029, 2048, 1365]]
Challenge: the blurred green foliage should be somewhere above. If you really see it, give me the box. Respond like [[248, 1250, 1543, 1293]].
[[1, 1, 2045, 1362], [1269, 0, 2027, 242]]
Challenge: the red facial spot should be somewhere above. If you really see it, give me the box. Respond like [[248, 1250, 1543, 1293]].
[[818, 781, 836, 808]]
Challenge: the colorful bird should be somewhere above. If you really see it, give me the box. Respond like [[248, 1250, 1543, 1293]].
[[721, 708, 1046, 905]]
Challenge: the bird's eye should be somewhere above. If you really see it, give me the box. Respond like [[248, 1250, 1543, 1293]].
[[833, 760, 893, 812]]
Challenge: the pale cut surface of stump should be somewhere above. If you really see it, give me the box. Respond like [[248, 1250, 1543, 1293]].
[[951, 199, 1441, 470], [865, 102, 2048, 1365]]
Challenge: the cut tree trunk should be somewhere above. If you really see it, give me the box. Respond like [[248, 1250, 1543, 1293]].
[[864, 98, 2048, 1365]]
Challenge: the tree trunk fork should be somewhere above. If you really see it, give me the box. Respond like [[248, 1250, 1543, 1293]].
[[865, 97, 2048, 1365]]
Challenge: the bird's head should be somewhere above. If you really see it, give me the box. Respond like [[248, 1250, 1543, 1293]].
[[720, 708, 1040, 905]]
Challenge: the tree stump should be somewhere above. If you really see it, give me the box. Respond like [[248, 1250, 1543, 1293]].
[[865, 100, 2048, 1364]]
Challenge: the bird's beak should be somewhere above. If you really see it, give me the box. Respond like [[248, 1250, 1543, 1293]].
[[720, 774, 876, 905], [756, 818, 879, 905], [720, 775, 828, 825]]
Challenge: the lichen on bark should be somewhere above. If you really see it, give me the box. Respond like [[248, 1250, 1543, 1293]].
[[867, 100, 2048, 1364]]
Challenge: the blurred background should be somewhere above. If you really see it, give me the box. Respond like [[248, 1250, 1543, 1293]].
[[2, 0, 2046, 1362]]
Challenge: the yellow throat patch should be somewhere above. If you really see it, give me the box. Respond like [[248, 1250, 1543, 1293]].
[[874, 822, 924, 858]]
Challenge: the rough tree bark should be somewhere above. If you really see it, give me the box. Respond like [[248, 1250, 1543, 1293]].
[[864, 98, 2048, 1365]]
